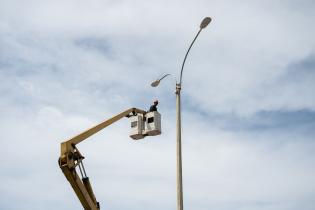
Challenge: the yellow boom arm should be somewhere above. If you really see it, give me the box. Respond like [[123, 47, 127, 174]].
[[58, 108, 146, 210]]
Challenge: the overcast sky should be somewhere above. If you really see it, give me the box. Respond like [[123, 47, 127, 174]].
[[1, 0, 315, 210]]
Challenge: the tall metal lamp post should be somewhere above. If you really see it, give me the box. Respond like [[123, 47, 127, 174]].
[[151, 17, 212, 210]]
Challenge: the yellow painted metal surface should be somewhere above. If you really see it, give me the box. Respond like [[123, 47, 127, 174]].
[[59, 108, 146, 210]]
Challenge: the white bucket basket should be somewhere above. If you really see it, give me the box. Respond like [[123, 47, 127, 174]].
[[144, 111, 161, 136], [129, 114, 145, 140]]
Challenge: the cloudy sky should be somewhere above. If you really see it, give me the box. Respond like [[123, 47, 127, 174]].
[[1, 0, 315, 210]]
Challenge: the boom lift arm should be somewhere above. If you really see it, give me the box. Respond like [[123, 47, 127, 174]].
[[58, 108, 147, 210]]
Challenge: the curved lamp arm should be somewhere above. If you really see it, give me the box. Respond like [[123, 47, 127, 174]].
[[179, 17, 212, 86]]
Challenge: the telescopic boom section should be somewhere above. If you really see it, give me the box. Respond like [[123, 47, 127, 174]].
[[58, 108, 147, 210]]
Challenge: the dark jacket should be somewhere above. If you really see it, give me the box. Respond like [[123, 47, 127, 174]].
[[149, 104, 157, 112]]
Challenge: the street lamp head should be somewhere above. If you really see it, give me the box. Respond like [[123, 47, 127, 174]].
[[151, 74, 172, 87], [200, 17, 212, 29], [151, 80, 160, 87]]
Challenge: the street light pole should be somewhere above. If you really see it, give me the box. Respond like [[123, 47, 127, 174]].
[[151, 17, 212, 210], [175, 83, 183, 210], [176, 17, 211, 210]]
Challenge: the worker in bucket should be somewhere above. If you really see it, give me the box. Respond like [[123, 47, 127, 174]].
[[149, 100, 159, 112]]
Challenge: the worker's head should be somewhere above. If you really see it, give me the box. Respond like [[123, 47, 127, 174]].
[[154, 100, 158, 105]]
